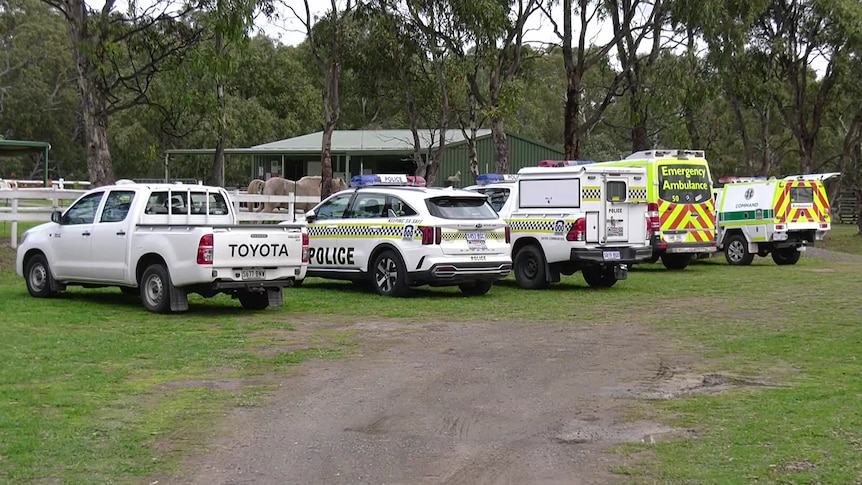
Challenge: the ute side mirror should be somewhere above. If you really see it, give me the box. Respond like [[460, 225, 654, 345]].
[[304, 209, 316, 222], [51, 211, 62, 224]]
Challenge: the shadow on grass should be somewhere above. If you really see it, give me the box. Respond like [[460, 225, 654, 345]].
[[48, 290, 262, 316]]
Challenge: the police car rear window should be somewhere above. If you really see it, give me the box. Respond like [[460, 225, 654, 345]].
[[425, 197, 497, 220]]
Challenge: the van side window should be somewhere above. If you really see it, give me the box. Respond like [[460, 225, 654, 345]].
[[607, 181, 627, 202]]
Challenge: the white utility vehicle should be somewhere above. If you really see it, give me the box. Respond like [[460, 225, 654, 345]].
[[468, 166, 653, 288], [16, 181, 308, 312]]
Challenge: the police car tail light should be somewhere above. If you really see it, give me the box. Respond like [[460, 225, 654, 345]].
[[567, 218, 586, 242], [419, 226, 441, 245], [647, 203, 660, 231], [197, 234, 214, 265], [301, 232, 310, 263], [505, 225, 511, 243]]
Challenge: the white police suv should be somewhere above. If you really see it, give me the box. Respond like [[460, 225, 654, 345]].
[[295, 174, 512, 297]]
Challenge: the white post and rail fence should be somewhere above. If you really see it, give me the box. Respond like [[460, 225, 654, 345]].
[[0, 187, 319, 249]]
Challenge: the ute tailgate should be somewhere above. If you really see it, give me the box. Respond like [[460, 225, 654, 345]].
[[211, 226, 304, 270]]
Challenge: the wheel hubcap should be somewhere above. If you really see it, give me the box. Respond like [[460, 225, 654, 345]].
[[728, 241, 744, 262], [145, 275, 163, 305], [29, 264, 46, 290], [375, 258, 397, 292], [523, 256, 538, 278]]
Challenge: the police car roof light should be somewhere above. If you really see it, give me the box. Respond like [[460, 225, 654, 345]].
[[538, 160, 595, 167], [476, 173, 517, 185], [350, 174, 426, 188]]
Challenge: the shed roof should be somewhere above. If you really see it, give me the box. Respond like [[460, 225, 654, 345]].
[[251, 129, 493, 152], [0, 139, 51, 156]]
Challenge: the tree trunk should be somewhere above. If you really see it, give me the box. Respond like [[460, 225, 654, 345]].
[[758, 107, 772, 176], [729, 94, 754, 173], [492, 116, 508, 173], [68, 4, 114, 187], [321, 119, 335, 197], [211, 29, 226, 187], [320, 58, 339, 199], [629, 90, 650, 152], [564, 72, 582, 160], [684, 106, 701, 149]]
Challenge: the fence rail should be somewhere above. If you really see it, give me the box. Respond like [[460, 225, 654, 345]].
[[1, 188, 320, 249]]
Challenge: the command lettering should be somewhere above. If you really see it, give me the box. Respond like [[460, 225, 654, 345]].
[[229, 243, 290, 258]]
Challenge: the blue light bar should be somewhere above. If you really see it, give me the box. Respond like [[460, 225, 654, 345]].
[[476, 174, 517, 185], [350, 174, 426, 187]]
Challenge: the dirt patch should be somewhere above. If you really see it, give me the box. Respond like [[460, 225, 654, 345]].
[[622, 361, 787, 401], [152, 319, 704, 485], [805, 247, 862, 263]]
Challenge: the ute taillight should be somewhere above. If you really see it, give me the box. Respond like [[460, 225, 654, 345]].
[[505, 225, 511, 243], [647, 202, 660, 232], [301, 232, 310, 263], [419, 226, 442, 245], [197, 233, 214, 265], [567, 218, 586, 242]]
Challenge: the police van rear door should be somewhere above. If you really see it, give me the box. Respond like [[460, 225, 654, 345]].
[[599, 171, 646, 245]]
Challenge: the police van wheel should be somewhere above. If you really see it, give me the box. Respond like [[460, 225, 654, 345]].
[[514, 245, 550, 290], [661, 254, 691, 270], [724, 235, 754, 266], [238, 290, 270, 310], [372, 250, 410, 297], [458, 281, 493, 296], [582, 266, 618, 288], [772, 247, 801, 265]]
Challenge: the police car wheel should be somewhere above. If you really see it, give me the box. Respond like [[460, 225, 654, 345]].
[[238, 290, 270, 310], [772, 247, 801, 265], [458, 281, 493, 296], [371, 250, 410, 297], [724, 235, 754, 266], [582, 266, 618, 288], [514, 245, 550, 290]]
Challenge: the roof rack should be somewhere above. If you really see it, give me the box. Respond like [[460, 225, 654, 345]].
[[625, 149, 705, 160]]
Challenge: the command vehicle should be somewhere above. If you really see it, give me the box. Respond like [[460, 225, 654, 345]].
[[16, 182, 308, 313], [552, 150, 717, 270], [713, 173, 837, 265], [467, 165, 653, 289], [293, 174, 512, 297]]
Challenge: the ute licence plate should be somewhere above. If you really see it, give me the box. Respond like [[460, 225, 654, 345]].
[[603, 251, 621, 261], [241, 269, 265, 280]]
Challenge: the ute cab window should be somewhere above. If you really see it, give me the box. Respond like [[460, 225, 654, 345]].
[[425, 197, 498, 220], [100, 191, 135, 223], [61, 192, 104, 224]]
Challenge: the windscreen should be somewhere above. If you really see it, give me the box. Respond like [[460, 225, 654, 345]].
[[425, 197, 498, 220], [658, 163, 711, 204]]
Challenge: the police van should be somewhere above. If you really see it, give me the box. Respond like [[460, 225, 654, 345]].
[[467, 165, 653, 289], [292, 174, 512, 296], [713, 173, 837, 265]]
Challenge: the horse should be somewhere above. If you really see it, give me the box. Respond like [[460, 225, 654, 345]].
[[254, 176, 347, 213]]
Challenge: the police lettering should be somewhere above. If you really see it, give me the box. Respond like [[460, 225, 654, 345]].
[[229, 243, 289, 258], [609, 208, 623, 213], [309, 247, 355, 265]]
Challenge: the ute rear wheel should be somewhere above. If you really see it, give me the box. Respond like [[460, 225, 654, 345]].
[[724, 234, 754, 266], [661, 253, 692, 270], [25, 254, 57, 298], [140, 264, 173, 313], [772, 247, 801, 265], [582, 265, 618, 288], [458, 281, 494, 296], [238, 290, 270, 310], [514, 245, 550, 290], [372, 250, 410, 297]]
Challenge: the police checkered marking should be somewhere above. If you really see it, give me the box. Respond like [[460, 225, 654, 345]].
[[441, 231, 506, 240], [582, 186, 601, 201], [628, 187, 647, 201], [309, 224, 405, 239], [508, 219, 571, 233]]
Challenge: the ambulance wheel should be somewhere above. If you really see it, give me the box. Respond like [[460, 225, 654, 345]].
[[645, 252, 660, 264], [372, 250, 410, 297], [661, 254, 692, 270], [238, 290, 270, 310], [772, 247, 801, 265], [514, 245, 550, 290], [458, 281, 493, 296], [724, 234, 754, 266], [582, 266, 618, 288]]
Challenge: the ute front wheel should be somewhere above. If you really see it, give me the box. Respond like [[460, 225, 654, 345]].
[[140, 264, 173, 313], [239, 290, 270, 310], [25, 254, 57, 298], [582, 266, 618, 288]]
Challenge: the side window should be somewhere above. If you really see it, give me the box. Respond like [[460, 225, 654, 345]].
[[168, 192, 188, 215], [351, 193, 386, 219], [483, 188, 510, 212], [62, 192, 104, 225], [315, 194, 352, 220], [386, 195, 418, 217], [100, 190, 136, 223], [607, 181, 627, 202], [145, 192, 169, 214], [189, 192, 229, 215]]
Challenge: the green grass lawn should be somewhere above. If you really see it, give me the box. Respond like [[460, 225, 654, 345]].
[[821, 223, 862, 255], [1, 241, 861, 484]]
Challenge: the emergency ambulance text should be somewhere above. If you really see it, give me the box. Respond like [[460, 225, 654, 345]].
[[309, 247, 355, 265]]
